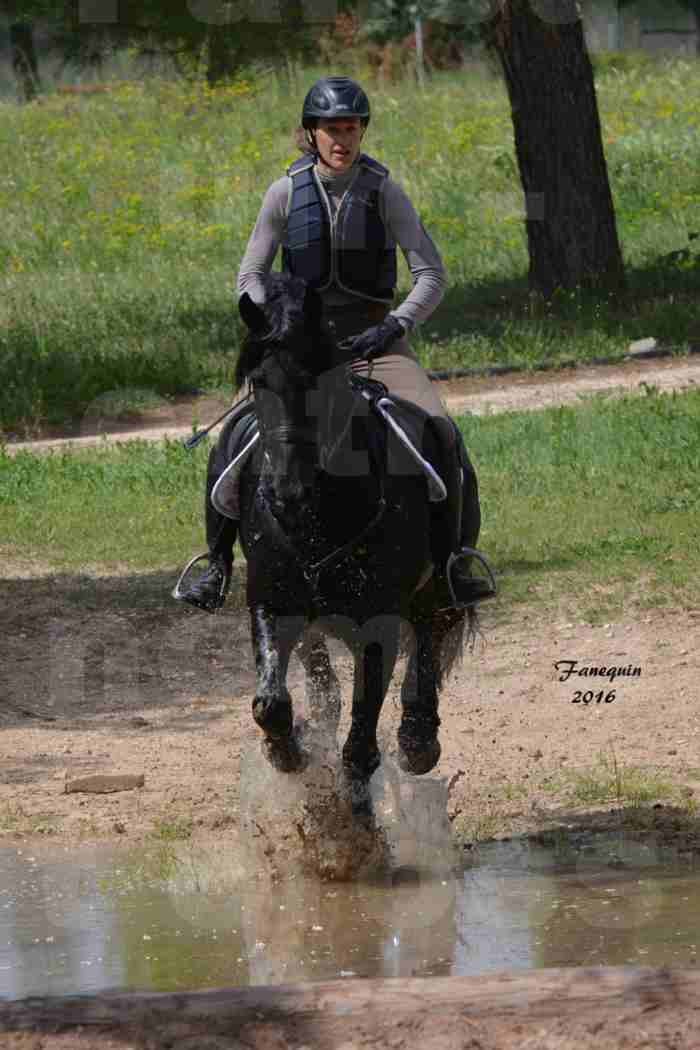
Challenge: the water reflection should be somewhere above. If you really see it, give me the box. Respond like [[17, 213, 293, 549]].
[[1, 830, 699, 999]]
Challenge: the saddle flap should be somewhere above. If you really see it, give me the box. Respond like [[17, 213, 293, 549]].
[[364, 392, 447, 503]]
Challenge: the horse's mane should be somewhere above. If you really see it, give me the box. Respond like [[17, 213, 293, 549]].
[[235, 274, 336, 390], [235, 334, 265, 390]]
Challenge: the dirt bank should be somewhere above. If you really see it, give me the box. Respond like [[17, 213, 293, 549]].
[[4, 968, 700, 1050]]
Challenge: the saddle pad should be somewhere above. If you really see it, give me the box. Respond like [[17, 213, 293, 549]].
[[364, 393, 447, 503], [210, 429, 260, 520]]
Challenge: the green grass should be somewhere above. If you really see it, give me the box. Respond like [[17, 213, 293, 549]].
[[0, 803, 61, 836], [466, 385, 700, 616], [2, 387, 698, 616], [550, 747, 678, 808], [151, 816, 194, 842], [1, 55, 700, 433], [0, 436, 209, 571]]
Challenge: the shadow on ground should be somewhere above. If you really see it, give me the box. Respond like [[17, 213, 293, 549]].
[[0, 567, 253, 733], [423, 258, 700, 361]]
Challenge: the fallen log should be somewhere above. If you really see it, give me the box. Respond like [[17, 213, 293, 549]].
[[2, 968, 700, 1049], [64, 773, 145, 794]]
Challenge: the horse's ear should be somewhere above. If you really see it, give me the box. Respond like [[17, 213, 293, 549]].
[[303, 283, 322, 332], [239, 292, 267, 333]]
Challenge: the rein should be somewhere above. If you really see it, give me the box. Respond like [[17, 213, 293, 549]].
[[301, 461, 386, 594]]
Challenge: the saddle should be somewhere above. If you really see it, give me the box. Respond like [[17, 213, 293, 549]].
[[210, 409, 260, 520], [210, 377, 447, 521]]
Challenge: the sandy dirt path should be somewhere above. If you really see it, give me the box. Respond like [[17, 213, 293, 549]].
[[1, 552, 698, 853]]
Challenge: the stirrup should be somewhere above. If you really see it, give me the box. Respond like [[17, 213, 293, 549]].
[[171, 552, 229, 613], [446, 547, 497, 608]]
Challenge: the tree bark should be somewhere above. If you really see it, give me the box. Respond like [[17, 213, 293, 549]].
[[10, 21, 40, 103], [206, 26, 236, 87], [486, 0, 625, 298]]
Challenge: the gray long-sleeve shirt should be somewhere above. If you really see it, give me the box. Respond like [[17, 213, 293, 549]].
[[237, 158, 446, 331]]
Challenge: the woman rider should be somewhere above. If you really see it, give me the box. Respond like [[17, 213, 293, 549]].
[[174, 75, 495, 612]]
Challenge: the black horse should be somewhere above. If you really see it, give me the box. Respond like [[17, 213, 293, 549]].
[[235, 274, 472, 820]]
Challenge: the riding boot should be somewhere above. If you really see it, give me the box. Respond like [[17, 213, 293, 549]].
[[441, 420, 497, 607], [172, 444, 237, 612]]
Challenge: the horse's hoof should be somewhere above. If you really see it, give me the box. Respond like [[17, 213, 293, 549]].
[[349, 780, 375, 828], [253, 696, 293, 739], [342, 742, 381, 782], [397, 737, 441, 775], [261, 733, 309, 774]]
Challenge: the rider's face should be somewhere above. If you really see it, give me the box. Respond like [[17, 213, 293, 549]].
[[314, 117, 364, 172]]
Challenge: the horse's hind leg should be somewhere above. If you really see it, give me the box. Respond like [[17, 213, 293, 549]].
[[398, 609, 464, 775], [342, 617, 400, 821], [250, 606, 307, 773], [397, 625, 440, 775], [296, 629, 341, 742]]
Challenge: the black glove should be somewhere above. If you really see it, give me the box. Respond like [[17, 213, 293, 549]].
[[349, 315, 406, 361]]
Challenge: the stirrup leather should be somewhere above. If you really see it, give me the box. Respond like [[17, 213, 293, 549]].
[[446, 547, 497, 608]]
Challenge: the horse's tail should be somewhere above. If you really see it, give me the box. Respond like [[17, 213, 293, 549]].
[[437, 605, 483, 689]]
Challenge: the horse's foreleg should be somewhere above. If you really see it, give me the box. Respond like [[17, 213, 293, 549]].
[[251, 607, 307, 772], [296, 629, 341, 740], [342, 619, 399, 821], [398, 618, 442, 775]]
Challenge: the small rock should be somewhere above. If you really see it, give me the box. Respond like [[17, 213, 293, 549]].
[[627, 337, 658, 357], [533, 748, 543, 760], [668, 749, 678, 756], [130, 717, 150, 728], [65, 774, 145, 795], [113, 821, 127, 834]]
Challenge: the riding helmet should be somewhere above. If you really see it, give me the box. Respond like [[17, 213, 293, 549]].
[[301, 76, 370, 129]]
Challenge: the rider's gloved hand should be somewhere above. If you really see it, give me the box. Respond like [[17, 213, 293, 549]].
[[349, 315, 406, 361]]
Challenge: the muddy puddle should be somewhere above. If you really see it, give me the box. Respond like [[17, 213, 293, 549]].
[[2, 810, 700, 1000]]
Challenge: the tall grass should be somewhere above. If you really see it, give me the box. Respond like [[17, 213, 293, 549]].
[[1, 58, 700, 433]]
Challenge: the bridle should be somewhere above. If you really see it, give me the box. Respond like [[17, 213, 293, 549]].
[[251, 352, 388, 598]]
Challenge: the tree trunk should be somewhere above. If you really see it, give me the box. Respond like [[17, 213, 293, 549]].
[[206, 27, 236, 87], [486, 0, 624, 298], [10, 21, 40, 103]]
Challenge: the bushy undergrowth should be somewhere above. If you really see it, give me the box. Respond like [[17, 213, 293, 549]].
[[1, 57, 699, 432]]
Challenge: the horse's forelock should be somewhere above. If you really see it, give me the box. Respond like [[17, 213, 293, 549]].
[[235, 274, 332, 388]]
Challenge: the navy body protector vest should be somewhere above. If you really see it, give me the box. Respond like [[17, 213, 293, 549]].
[[282, 153, 397, 304]]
